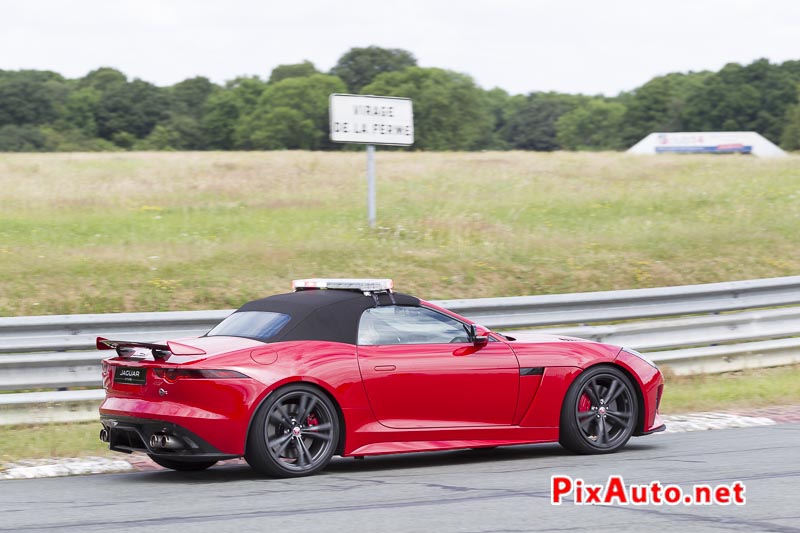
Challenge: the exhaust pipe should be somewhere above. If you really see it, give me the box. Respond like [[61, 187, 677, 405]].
[[99, 428, 109, 443], [149, 433, 184, 450]]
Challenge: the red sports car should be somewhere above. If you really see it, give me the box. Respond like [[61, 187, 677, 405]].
[[97, 279, 665, 477]]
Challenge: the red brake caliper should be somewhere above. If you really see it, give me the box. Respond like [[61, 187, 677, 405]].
[[578, 393, 592, 412], [306, 413, 319, 429]]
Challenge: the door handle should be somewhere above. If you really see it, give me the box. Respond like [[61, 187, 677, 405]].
[[374, 365, 396, 372]]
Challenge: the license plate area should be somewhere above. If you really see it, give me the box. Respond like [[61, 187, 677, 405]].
[[114, 366, 147, 385]]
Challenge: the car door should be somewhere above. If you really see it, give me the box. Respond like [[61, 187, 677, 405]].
[[356, 305, 520, 429]]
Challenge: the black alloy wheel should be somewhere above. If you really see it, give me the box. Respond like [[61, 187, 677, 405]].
[[246, 384, 339, 477], [147, 455, 218, 471], [559, 366, 638, 454]]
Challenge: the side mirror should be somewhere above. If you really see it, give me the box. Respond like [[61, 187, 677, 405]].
[[467, 324, 489, 345]]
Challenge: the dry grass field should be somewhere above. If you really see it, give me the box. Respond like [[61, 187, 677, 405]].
[[1, 150, 798, 316]]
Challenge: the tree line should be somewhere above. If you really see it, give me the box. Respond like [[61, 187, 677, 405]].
[[2, 46, 800, 152]]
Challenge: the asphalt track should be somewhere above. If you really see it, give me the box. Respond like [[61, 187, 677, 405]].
[[1, 424, 799, 533]]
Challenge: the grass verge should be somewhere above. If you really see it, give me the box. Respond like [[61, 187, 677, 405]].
[[659, 364, 800, 413], [1, 421, 111, 465], [1, 151, 799, 315], [2, 365, 798, 465]]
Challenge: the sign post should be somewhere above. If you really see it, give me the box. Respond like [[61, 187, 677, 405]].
[[366, 144, 376, 227], [329, 94, 414, 228]]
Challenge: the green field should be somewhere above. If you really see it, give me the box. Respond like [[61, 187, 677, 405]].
[[1, 150, 799, 316]]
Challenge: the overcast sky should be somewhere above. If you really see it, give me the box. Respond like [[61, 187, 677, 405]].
[[3, 0, 799, 95]]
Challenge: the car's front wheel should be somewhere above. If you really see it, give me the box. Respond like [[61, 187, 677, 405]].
[[245, 384, 339, 477], [559, 366, 638, 454]]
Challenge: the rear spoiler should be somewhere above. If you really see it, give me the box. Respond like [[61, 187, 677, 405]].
[[96, 337, 206, 360]]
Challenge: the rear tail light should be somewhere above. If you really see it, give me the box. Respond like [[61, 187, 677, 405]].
[[151, 368, 248, 383]]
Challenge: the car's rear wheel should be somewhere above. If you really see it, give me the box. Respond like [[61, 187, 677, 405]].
[[246, 384, 339, 478], [147, 455, 218, 471], [559, 366, 638, 454]]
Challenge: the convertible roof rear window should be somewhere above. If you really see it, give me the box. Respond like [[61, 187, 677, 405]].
[[206, 290, 421, 344], [207, 311, 291, 342]]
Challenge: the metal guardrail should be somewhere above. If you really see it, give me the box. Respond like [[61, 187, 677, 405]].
[[437, 275, 800, 328], [0, 389, 106, 426], [1, 276, 799, 424], [0, 310, 232, 354], [529, 307, 800, 351]]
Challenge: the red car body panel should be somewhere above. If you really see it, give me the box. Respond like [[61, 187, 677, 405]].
[[99, 295, 665, 460], [614, 349, 665, 434], [357, 341, 520, 428]]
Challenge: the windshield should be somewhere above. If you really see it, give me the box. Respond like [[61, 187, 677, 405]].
[[206, 311, 291, 342]]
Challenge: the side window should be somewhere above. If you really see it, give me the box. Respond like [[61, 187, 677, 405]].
[[358, 306, 470, 345]]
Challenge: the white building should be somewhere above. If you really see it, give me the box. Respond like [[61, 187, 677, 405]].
[[627, 131, 786, 158]]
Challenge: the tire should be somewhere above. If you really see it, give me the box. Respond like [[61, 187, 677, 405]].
[[559, 365, 638, 454], [245, 384, 339, 478], [148, 455, 218, 471]]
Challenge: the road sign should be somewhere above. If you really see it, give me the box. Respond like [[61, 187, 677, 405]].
[[329, 94, 413, 146], [329, 94, 415, 228]]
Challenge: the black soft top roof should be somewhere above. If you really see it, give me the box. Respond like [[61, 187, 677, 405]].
[[235, 289, 420, 345]]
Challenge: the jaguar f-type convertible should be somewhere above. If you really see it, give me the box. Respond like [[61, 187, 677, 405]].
[[97, 279, 665, 477]]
